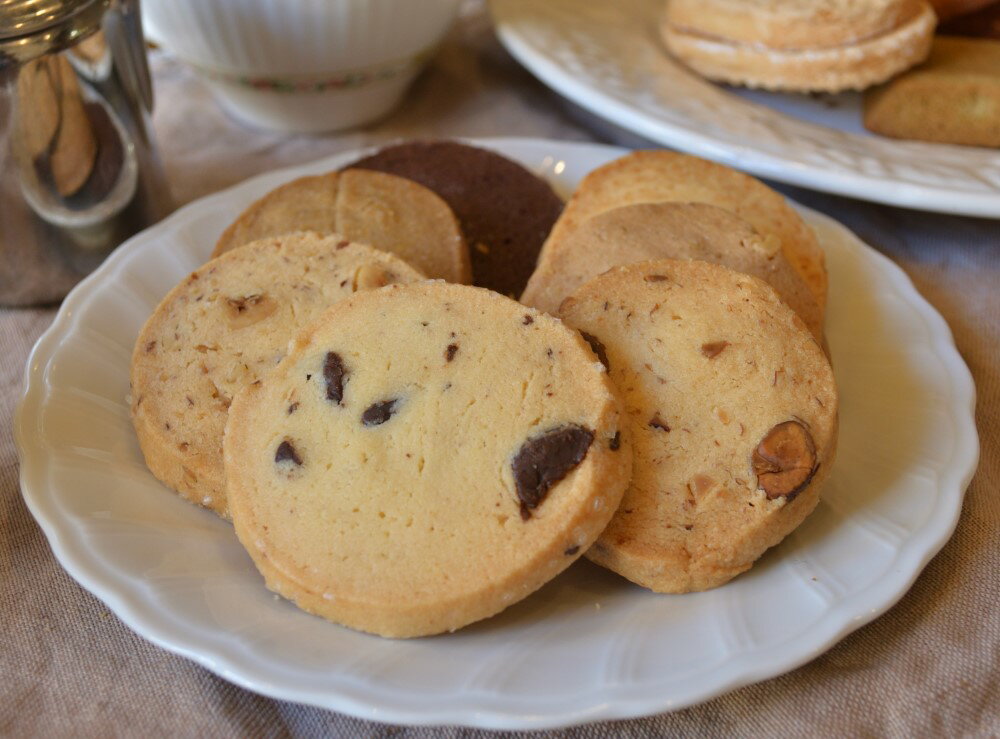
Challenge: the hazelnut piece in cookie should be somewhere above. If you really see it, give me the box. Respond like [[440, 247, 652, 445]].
[[752, 420, 818, 500]]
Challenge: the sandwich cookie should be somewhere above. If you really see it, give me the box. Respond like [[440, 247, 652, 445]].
[[661, 0, 936, 92]]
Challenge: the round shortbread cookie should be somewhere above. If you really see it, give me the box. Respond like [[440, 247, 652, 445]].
[[661, 1, 935, 93], [559, 260, 838, 593], [531, 150, 828, 318], [224, 282, 631, 637], [131, 232, 425, 518], [521, 202, 823, 341], [213, 169, 471, 283], [664, 0, 928, 51]]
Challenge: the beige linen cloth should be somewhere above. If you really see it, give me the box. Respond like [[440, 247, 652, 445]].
[[2, 5, 998, 735]]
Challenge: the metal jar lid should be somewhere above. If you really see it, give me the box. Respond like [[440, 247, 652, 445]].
[[0, 0, 109, 65]]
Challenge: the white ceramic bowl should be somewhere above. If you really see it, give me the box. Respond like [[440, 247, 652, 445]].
[[142, 0, 462, 133]]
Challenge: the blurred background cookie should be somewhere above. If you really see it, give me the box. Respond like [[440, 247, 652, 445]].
[[661, 0, 937, 92], [863, 36, 1000, 147], [937, 0, 1000, 34], [929, 0, 997, 20]]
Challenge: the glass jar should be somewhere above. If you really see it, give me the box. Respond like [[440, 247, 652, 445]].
[[0, 0, 172, 305]]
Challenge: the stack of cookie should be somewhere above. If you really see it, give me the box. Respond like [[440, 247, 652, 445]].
[[659, 0, 1000, 148], [131, 142, 838, 637], [525, 151, 837, 594]]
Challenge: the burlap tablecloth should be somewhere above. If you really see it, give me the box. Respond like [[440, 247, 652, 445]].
[[2, 4, 997, 735]]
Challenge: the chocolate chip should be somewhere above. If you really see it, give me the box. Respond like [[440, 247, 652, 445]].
[[287, 402, 299, 415], [336, 240, 350, 249], [275, 440, 302, 465], [511, 425, 594, 519], [564, 545, 580, 556], [323, 352, 347, 404], [752, 420, 818, 500], [701, 341, 730, 358], [609, 431, 621, 450], [645, 274, 669, 282], [580, 331, 609, 370], [362, 398, 398, 427], [145, 340, 156, 353], [445, 343, 458, 362], [649, 414, 670, 432], [522, 315, 534, 325]]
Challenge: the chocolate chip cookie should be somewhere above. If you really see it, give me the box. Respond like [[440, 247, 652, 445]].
[[223, 282, 631, 637], [130, 232, 425, 518], [559, 259, 837, 592]]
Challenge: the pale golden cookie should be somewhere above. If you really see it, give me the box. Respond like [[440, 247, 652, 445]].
[[131, 232, 425, 518], [522, 202, 823, 341], [213, 169, 470, 283], [661, 0, 936, 93], [530, 151, 828, 318], [224, 282, 631, 637], [559, 260, 838, 593], [863, 36, 1000, 148]]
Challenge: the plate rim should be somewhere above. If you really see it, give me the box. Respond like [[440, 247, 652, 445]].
[[15, 137, 979, 729], [490, 0, 1000, 219]]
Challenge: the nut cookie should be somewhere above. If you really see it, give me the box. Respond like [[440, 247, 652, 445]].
[[559, 260, 837, 593], [346, 140, 564, 296], [530, 151, 828, 317], [131, 232, 425, 518], [521, 202, 823, 341], [213, 169, 470, 283], [224, 282, 631, 637]]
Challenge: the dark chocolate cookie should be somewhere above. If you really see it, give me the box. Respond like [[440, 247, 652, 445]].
[[346, 140, 563, 296]]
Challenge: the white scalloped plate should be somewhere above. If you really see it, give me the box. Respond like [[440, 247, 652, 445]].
[[491, 0, 1000, 218], [16, 139, 978, 729]]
